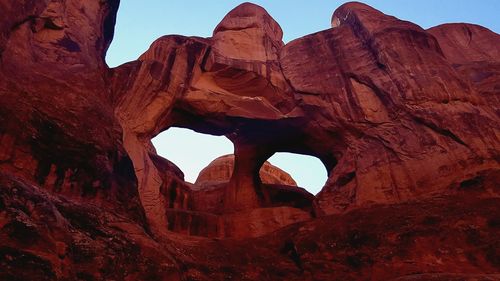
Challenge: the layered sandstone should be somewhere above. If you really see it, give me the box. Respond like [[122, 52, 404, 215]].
[[0, 1, 499, 280]]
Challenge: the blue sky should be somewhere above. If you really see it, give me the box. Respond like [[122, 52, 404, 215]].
[[109, 1, 500, 194], [107, 1, 500, 67]]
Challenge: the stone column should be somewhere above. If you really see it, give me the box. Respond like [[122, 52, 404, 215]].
[[223, 142, 271, 212]]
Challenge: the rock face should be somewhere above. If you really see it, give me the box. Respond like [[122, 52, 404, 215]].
[[1, 1, 499, 280], [428, 23, 500, 108], [195, 154, 297, 187], [0, 0, 142, 221]]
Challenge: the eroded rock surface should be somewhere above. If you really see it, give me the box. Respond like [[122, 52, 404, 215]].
[[428, 23, 500, 108], [195, 154, 297, 187], [1, 1, 499, 280]]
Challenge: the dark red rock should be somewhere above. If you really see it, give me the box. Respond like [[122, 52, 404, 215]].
[[428, 23, 500, 64], [428, 23, 500, 108], [0, 1, 499, 280]]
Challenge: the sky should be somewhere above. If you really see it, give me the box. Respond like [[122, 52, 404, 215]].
[[109, 1, 500, 194]]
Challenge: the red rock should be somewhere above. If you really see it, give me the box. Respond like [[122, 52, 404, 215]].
[[428, 23, 500, 64], [0, 1, 499, 280], [280, 2, 500, 214], [195, 154, 297, 187], [428, 23, 500, 107]]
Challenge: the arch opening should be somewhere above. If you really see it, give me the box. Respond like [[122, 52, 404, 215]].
[[152, 128, 329, 196], [264, 152, 328, 195], [151, 127, 234, 183]]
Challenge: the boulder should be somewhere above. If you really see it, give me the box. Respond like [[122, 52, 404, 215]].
[[195, 154, 297, 187]]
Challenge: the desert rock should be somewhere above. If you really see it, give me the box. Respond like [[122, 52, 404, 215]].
[[195, 154, 297, 187], [0, 1, 499, 280]]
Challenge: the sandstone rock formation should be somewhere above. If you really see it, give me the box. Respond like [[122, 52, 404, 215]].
[[428, 23, 500, 107], [1, 1, 499, 280], [195, 154, 297, 187]]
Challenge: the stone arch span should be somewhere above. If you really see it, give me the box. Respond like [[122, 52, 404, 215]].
[[109, 2, 500, 237], [110, 3, 345, 236]]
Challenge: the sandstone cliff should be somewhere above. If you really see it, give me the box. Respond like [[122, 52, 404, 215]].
[[0, 1, 499, 280]]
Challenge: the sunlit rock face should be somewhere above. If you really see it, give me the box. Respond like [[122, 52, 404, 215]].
[[1, 0, 499, 280], [195, 154, 297, 187], [428, 23, 500, 107]]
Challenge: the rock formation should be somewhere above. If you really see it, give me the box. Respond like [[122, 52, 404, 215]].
[[0, 1, 499, 280], [428, 23, 500, 107], [195, 154, 298, 187]]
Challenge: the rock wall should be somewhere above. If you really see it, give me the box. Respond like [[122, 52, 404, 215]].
[[1, 0, 499, 243], [112, 1, 499, 224], [0, 0, 143, 221], [1, 1, 499, 280]]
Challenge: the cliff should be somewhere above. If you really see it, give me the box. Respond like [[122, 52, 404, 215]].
[[0, 1, 499, 280]]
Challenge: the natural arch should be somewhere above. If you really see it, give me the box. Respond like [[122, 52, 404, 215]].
[[112, 2, 344, 236]]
